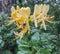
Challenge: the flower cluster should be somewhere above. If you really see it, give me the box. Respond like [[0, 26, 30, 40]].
[[30, 4, 54, 30], [9, 6, 30, 39], [9, 4, 54, 39]]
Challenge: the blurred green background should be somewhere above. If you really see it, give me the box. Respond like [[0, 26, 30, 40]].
[[0, 0, 60, 54]]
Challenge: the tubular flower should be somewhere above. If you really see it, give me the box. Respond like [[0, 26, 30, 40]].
[[9, 6, 30, 39], [31, 4, 54, 30]]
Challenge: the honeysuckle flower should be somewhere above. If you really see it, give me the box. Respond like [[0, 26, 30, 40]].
[[31, 4, 54, 30], [9, 6, 30, 39]]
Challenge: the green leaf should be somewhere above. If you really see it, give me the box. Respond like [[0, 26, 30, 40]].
[[2, 50, 12, 54], [36, 48, 51, 54], [31, 32, 40, 46], [31, 32, 40, 41], [17, 50, 32, 54]]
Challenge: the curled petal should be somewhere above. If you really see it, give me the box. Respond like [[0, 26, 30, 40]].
[[11, 6, 15, 12]]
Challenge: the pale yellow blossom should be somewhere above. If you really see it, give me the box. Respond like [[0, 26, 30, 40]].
[[31, 4, 54, 30]]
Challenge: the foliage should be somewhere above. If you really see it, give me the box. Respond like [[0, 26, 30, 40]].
[[0, 0, 60, 54], [16, 30, 57, 54], [0, 14, 16, 54]]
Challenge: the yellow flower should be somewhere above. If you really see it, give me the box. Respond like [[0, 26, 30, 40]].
[[14, 27, 27, 39], [9, 6, 30, 39], [32, 4, 54, 30]]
